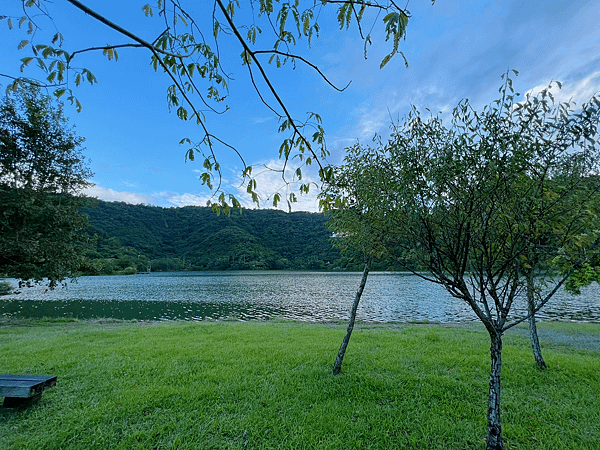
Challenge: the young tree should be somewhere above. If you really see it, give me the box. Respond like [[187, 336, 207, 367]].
[[1, 0, 421, 210], [321, 145, 393, 374], [0, 84, 94, 288], [321, 73, 600, 449]]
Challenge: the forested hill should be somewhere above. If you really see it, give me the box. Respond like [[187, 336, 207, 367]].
[[81, 201, 351, 274]]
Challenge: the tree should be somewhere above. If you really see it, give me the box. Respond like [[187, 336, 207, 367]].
[[1, 0, 421, 210], [321, 146, 391, 374], [0, 83, 94, 288], [320, 72, 600, 449], [564, 261, 600, 294]]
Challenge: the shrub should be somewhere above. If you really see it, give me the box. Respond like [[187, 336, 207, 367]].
[[0, 279, 14, 295]]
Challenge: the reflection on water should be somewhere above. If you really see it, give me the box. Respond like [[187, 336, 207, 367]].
[[1, 271, 599, 323]]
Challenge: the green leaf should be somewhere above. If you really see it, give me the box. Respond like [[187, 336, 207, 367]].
[[380, 54, 392, 69], [273, 193, 281, 207], [142, 4, 153, 17], [177, 106, 188, 121], [337, 3, 351, 30], [84, 70, 97, 84], [20, 57, 34, 70], [303, 19, 310, 37], [227, 0, 235, 16]]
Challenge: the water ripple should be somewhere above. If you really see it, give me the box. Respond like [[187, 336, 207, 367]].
[[1, 271, 599, 323]]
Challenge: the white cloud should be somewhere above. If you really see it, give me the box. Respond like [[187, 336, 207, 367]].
[[153, 191, 212, 207], [523, 71, 600, 107], [120, 180, 139, 189], [345, 69, 600, 159], [232, 159, 322, 213], [251, 116, 275, 125], [83, 184, 154, 205], [84, 183, 216, 208], [83, 171, 322, 212]]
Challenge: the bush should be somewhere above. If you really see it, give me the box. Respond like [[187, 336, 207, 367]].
[[116, 266, 137, 275], [0, 279, 13, 295]]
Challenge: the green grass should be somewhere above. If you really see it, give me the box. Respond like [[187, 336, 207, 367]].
[[1, 320, 599, 449]]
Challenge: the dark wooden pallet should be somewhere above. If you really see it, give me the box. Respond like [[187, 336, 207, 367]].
[[0, 374, 57, 409]]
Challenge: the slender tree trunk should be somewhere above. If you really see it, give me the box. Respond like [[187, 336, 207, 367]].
[[332, 263, 370, 375], [486, 331, 504, 450], [526, 272, 546, 369]]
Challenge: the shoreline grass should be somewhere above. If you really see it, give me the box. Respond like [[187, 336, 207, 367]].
[[1, 320, 599, 449]]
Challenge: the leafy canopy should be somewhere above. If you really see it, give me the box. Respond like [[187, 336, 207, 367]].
[[1, 0, 420, 211], [321, 70, 600, 450], [0, 84, 94, 287], [321, 71, 600, 331]]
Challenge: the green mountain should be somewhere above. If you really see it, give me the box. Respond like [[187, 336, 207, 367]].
[[80, 201, 347, 274]]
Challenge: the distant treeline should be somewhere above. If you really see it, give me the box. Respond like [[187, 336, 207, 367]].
[[80, 201, 402, 275]]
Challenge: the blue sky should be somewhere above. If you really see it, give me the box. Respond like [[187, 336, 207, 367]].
[[2, 0, 599, 212]]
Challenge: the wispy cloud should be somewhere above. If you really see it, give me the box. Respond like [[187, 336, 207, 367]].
[[523, 71, 600, 107], [120, 180, 139, 189], [84, 184, 213, 208], [83, 170, 322, 212], [83, 184, 154, 205], [251, 116, 274, 125], [153, 191, 212, 207], [230, 159, 321, 212]]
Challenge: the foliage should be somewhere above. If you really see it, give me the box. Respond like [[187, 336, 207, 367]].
[[0, 84, 95, 288], [0, 84, 91, 192], [1, 0, 418, 210], [321, 142, 415, 267], [0, 279, 13, 295], [1, 321, 599, 449], [564, 263, 600, 294], [322, 72, 600, 325], [321, 72, 600, 449], [81, 200, 344, 273]]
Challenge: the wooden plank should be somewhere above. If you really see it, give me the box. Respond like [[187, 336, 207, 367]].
[[0, 374, 57, 398], [3, 393, 43, 409]]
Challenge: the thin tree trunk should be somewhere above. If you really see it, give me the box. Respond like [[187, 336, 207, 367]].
[[332, 263, 370, 375], [486, 331, 504, 450], [526, 273, 546, 369]]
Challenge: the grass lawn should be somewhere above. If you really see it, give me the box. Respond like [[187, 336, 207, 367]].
[[1, 319, 599, 449]]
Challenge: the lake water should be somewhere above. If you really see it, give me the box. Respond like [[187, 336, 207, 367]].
[[2, 271, 599, 323]]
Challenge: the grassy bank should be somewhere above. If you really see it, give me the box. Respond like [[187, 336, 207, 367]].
[[1, 320, 599, 449]]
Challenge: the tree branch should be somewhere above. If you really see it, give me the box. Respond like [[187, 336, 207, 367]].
[[215, 0, 325, 171], [253, 50, 351, 92]]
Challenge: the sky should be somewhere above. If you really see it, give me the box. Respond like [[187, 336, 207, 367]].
[[1, 0, 599, 212]]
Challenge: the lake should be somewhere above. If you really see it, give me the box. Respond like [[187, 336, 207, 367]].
[[2, 271, 599, 323]]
